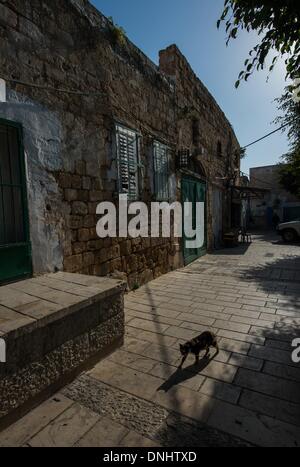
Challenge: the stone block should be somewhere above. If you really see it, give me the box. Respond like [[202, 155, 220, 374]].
[[72, 201, 88, 216], [77, 190, 89, 202], [214, 320, 250, 334], [68, 215, 83, 229], [73, 242, 86, 255], [75, 160, 86, 176], [263, 361, 300, 383], [64, 255, 83, 273], [88, 202, 99, 215], [120, 240, 132, 256], [200, 378, 241, 404], [29, 403, 99, 447], [71, 175, 82, 190], [249, 344, 298, 367], [78, 228, 90, 242], [83, 215, 95, 228], [239, 390, 300, 427], [75, 417, 129, 447], [0, 394, 73, 447], [83, 252, 95, 267], [58, 173, 72, 189], [208, 400, 300, 447], [90, 191, 102, 202], [64, 189, 78, 202], [235, 368, 300, 404], [82, 177, 92, 190], [228, 353, 263, 371]]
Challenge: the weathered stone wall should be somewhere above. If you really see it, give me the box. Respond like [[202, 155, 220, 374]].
[[159, 45, 240, 247], [0, 0, 240, 286]]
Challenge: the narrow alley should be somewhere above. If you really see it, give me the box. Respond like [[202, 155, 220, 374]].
[[1, 232, 299, 447]]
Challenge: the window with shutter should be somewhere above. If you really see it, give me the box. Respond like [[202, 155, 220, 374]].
[[153, 141, 170, 201], [116, 124, 139, 201]]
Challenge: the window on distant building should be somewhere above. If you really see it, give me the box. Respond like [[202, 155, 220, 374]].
[[153, 140, 170, 201], [116, 124, 140, 200]]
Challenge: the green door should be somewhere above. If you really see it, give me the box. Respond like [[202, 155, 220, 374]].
[[0, 119, 32, 284], [182, 176, 207, 265]]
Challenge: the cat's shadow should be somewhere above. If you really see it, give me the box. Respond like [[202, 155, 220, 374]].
[[157, 352, 218, 393]]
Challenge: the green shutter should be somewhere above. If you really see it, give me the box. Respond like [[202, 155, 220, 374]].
[[153, 141, 170, 201], [116, 125, 139, 200]]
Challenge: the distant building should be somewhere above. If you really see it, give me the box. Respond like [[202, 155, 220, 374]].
[[250, 165, 300, 229]]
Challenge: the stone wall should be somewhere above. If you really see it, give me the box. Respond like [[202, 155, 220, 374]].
[[0, 0, 240, 286], [159, 45, 240, 246]]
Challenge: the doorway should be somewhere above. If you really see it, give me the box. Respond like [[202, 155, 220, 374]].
[[0, 119, 32, 284], [181, 175, 207, 265]]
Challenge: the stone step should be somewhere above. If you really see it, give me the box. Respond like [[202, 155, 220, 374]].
[[0, 272, 125, 430]]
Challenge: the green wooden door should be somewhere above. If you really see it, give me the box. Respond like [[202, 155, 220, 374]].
[[182, 176, 207, 265], [0, 119, 32, 284]]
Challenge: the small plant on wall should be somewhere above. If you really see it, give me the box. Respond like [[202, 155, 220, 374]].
[[108, 16, 127, 46]]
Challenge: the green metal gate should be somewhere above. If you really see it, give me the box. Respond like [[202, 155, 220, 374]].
[[0, 119, 32, 284], [182, 176, 207, 265]]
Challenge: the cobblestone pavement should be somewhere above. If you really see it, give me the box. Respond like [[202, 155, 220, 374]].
[[1, 232, 300, 447]]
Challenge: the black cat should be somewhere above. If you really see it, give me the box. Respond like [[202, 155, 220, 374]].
[[179, 331, 219, 368]]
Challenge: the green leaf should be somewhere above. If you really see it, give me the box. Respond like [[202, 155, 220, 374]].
[[231, 27, 238, 39]]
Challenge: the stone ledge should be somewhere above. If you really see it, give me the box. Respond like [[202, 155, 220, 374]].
[[0, 273, 126, 428], [0, 272, 126, 338]]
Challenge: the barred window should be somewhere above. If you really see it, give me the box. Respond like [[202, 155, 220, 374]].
[[116, 124, 140, 200], [153, 140, 170, 201]]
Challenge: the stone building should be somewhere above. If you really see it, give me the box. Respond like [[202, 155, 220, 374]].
[[0, 0, 241, 289], [250, 165, 300, 229]]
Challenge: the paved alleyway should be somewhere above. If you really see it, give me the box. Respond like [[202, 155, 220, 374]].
[[1, 232, 300, 447]]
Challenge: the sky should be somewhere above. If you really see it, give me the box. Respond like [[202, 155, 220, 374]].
[[91, 0, 290, 175]]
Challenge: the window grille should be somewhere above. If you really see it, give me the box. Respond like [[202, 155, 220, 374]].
[[177, 148, 191, 169]]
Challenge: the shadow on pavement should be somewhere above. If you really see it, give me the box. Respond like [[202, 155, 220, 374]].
[[157, 351, 219, 393], [242, 255, 300, 302], [211, 244, 251, 256]]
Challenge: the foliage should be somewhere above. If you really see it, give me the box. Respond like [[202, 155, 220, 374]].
[[276, 87, 300, 196], [108, 16, 127, 46], [275, 87, 300, 147], [278, 149, 300, 197], [217, 1, 300, 88]]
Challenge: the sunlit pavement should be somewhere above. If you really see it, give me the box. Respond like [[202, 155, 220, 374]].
[[1, 232, 300, 447]]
